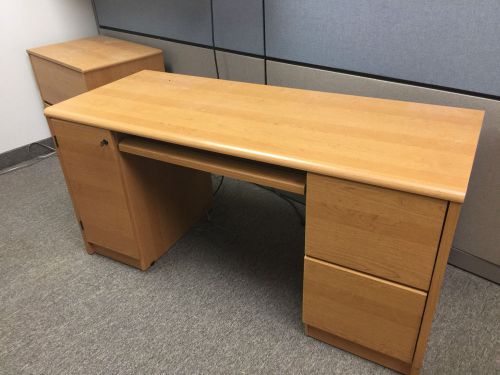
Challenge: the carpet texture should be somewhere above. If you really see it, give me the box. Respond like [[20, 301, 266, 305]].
[[1, 157, 498, 374]]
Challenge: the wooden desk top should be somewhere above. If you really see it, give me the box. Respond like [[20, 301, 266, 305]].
[[27, 36, 162, 73], [45, 70, 483, 202]]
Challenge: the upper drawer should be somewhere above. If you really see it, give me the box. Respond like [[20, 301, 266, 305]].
[[303, 256, 427, 363], [305, 173, 447, 290]]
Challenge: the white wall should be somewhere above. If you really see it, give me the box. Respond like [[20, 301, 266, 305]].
[[0, 0, 97, 154]]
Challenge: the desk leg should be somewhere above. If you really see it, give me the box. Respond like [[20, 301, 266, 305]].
[[118, 150, 212, 270]]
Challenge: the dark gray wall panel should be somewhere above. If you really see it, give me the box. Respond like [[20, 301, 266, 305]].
[[449, 248, 500, 284], [94, 0, 212, 45], [268, 60, 500, 272], [265, 0, 500, 96], [216, 51, 265, 84], [100, 29, 217, 78], [213, 0, 263, 55]]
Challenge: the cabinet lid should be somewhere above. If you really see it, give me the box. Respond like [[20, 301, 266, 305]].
[[27, 36, 162, 73]]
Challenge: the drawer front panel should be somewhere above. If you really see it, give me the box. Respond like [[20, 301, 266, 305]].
[[305, 173, 447, 290], [29, 55, 87, 105], [50, 119, 140, 258], [303, 256, 426, 363]]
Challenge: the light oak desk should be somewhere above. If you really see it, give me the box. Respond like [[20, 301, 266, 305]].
[[44, 70, 483, 374]]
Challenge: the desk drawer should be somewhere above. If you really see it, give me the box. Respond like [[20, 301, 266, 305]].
[[303, 256, 426, 363], [305, 174, 447, 290]]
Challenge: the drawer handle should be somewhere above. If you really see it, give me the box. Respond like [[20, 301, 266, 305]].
[[100, 139, 109, 147]]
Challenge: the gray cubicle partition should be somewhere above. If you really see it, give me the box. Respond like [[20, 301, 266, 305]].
[[94, 0, 213, 45], [94, 1, 499, 283], [265, 0, 500, 96], [213, 0, 264, 55]]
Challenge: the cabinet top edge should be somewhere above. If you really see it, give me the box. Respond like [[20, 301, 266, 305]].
[[27, 36, 163, 73]]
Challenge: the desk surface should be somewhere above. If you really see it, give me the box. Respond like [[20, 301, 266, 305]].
[[45, 70, 483, 202]]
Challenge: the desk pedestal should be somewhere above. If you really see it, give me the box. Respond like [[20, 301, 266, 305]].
[[303, 173, 461, 374], [49, 119, 212, 270]]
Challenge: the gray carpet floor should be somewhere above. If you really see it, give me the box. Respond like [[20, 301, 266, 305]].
[[1, 156, 498, 375]]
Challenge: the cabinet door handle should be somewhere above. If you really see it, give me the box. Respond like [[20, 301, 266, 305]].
[[100, 139, 109, 147]]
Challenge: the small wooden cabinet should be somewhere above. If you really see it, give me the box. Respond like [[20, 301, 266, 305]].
[[49, 119, 212, 270], [28, 36, 165, 106]]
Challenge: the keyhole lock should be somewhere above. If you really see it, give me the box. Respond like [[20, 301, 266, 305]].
[[100, 139, 109, 147]]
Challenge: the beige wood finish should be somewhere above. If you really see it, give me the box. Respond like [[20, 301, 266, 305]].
[[305, 325, 411, 374], [44, 70, 483, 202], [117, 150, 212, 269], [92, 244, 142, 269], [50, 119, 140, 258], [28, 36, 164, 104], [27, 36, 162, 73], [84, 54, 164, 91], [49, 119, 212, 270], [30, 55, 88, 105], [303, 256, 427, 363], [410, 202, 462, 374], [305, 174, 447, 290], [119, 136, 306, 195], [41, 66, 479, 373]]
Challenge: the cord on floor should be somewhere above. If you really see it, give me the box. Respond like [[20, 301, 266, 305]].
[[213, 176, 225, 196], [252, 183, 305, 226], [0, 143, 56, 176]]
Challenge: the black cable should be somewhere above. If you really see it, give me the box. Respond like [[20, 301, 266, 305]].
[[28, 142, 55, 153], [252, 183, 305, 226], [253, 184, 305, 205], [0, 151, 55, 176], [213, 176, 224, 196], [262, 0, 267, 85], [210, 0, 220, 79], [280, 194, 305, 226]]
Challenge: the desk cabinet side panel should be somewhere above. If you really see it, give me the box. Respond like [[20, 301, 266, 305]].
[[117, 149, 213, 270], [30, 55, 87, 105], [48, 119, 140, 259], [84, 54, 165, 90], [410, 202, 461, 374], [47, 119, 93, 253]]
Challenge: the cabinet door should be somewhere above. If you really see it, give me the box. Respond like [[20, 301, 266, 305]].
[[50, 119, 140, 259]]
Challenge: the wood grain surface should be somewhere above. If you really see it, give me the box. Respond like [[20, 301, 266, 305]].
[[303, 256, 427, 363], [27, 36, 162, 73], [44, 70, 483, 202], [305, 173, 447, 290], [119, 136, 306, 194]]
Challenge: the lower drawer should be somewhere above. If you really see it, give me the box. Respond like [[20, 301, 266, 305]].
[[303, 256, 426, 363]]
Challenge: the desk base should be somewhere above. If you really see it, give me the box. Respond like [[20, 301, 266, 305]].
[[305, 325, 411, 374]]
